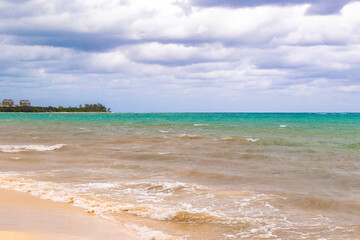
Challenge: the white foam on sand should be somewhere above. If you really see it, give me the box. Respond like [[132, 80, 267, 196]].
[[0, 144, 66, 153]]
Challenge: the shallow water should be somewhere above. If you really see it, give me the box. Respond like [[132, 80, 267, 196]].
[[1, 113, 360, 239]]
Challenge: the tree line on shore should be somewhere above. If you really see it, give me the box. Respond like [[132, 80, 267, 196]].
[[0, 103, 110, 112]]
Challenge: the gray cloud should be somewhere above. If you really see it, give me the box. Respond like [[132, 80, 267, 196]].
[[192, 0, 307, 7], [9, 31, 138, 52], [306, 0, 353, 14], [191, 0, 354, 15]]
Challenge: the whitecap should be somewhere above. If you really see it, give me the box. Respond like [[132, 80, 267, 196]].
[[194, 124, 209, 126], [157, 152, 173, 155], [178, 134, 202, 139], [246, 138, 259, 142], [279, 125, 287, 128], [0, 144, 66, 153]]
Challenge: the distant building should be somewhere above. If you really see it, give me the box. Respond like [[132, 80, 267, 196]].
[[19, 100, 31, 107], [2, 99, 14, 107]]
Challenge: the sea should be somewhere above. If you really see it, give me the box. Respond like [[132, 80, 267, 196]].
[[0, 113, 359, 239]]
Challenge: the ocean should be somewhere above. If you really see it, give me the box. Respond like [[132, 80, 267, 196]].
[[1, 113, 359, 239]]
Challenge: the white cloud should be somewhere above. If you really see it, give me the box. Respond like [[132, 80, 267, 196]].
[[1, 0, 360, 111], [0, 43, 68, 62], [339, 85, 360, 92], [125, 42, 235, 64], [278, 2, 360, 45]]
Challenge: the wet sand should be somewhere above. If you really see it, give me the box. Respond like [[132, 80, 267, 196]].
[[0, 189, 139, 240]]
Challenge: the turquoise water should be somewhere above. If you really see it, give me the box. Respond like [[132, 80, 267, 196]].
[[1, 112, 360, 148], [1, 113, 360, 239]]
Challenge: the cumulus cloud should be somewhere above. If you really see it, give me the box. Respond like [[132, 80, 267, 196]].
[[0, 0, 360, 111]]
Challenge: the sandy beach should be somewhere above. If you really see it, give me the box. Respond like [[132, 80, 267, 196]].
[[0, 189, 139, 240]]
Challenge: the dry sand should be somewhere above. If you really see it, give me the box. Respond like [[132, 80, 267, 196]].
[[0, 189, 140, 240], [0, 231, 44, 240]]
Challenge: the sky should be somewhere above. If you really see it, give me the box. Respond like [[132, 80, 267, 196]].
[[0, 0, 360, 112]]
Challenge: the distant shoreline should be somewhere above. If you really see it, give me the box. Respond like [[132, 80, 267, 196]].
[[0, 104, 110, 113], [0, 112, 112, 113]]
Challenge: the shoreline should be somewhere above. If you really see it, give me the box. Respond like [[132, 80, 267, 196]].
[[0, 188, 140, 240], [0, 112, 111, 114]]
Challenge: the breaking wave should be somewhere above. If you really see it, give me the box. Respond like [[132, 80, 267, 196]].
[[218, 137, 249, 143], [245, 138, 260, 142], [176, 134, 204, 139], [0, 176, 224, 221], [0, 176, 263, 227], [0, 144, 66, 153], [1, 174, 348, 239]]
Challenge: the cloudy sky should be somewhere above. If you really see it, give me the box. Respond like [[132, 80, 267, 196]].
[[1, 0, 360, 112]]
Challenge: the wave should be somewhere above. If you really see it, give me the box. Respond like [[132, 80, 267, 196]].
[[110, 181, 209, 203], [2, 175, 343, 239], [257, 139, 305, 147], [218, 137, 260, 144], [206, 151, 270, 161], [218, 137, 249, 143], [219, 136, 304, 146], [0, 144, 66, 153], [0, 175, 270, 240], [176, 134, 204, 139], [131, 153, 180, 161], [245, 137, 259, 142], [0, 176, 251, 226], [97, 134, 306, 148], [108, 137, 166, 144], [193, 124, 209, 126], [292, 196, 360, 213], [181, 169, 243, 182], [75, 181, 206, 196], [158, 130, 169, 133], [122, 181, 205, 192], [0, 176, 175, 239]]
